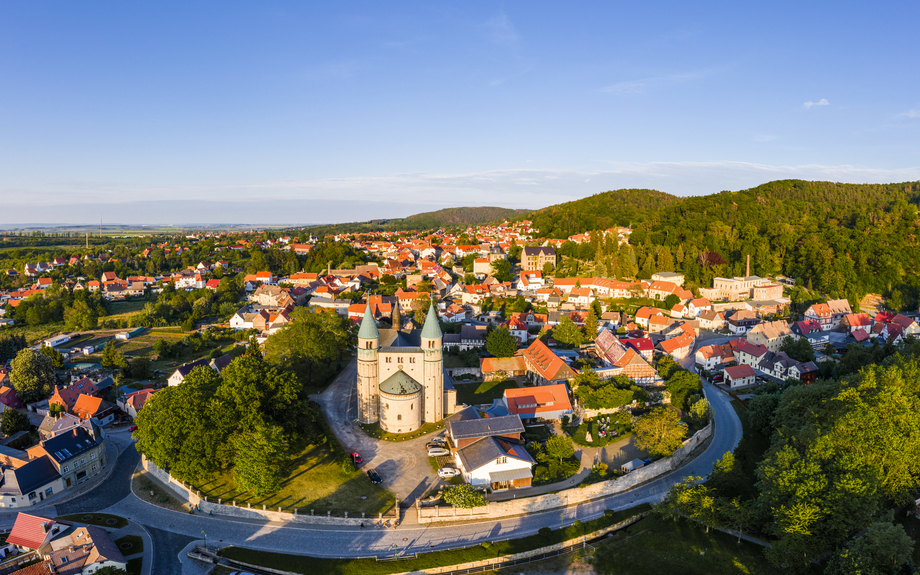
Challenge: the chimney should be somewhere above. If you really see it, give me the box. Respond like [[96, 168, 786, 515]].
[[746, 255, 750, 277], [41, 522, 48, 533]]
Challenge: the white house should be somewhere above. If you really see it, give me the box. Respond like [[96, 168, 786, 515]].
[[724, 364, 756, 388]]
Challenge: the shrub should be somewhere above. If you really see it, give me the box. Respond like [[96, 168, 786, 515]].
[[539, 527, 552, 537]]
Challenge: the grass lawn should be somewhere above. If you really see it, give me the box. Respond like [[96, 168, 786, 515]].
[[592, 514, 776, 575], [106, 299, 148, 320], [454, 379, 519, 405], [114, 534, 144, 554], [56, 513, 128, 529], [126, 557, 143, 575], [219, 505, 651, 575], [569, 415, 632, 448], [196, 443, 395, 515], [359, 421, 444, 442]]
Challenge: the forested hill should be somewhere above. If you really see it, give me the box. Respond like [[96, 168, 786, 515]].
[[529, 180, 920, 310], [305, 206, 529, 235]]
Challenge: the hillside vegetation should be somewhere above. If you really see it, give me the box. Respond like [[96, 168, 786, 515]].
[[307, 206, 529, 235], [528, 180, 920, 309]]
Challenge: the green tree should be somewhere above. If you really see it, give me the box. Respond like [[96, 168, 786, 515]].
[[134, 366, 232, 482], [232, 423, 289, 496], [9, 348, 55, 404], [485, 327, 518, 358], [1, 409, 31, 435], [825, 522, 914, 575], [490, 258, 513, 282], [665, 370, 702, 411], [40, 344, 65, 369], [443, 484, 486, 508], [634, 407, 686, 457], [64, 299, 98, 330], [262, 307, 354, 386], [553, 316, 584, 348], [688, 397, 711, 426], [663, 293, 680, 310], [583, 307, 599, 341], [101, 341, 127, 370], [545, 434, 574, 463], [657, 476, 718, 532], [542, 261, 554, 276], [130, 356, 152, 379], [779, 336, 815, 363]]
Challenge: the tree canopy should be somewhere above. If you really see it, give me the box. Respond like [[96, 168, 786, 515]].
[[485, 327, 518, 358], [10, 348, 55, 404]]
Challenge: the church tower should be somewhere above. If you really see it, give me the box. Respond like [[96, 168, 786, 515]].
[[356, 302, 380, 424], [420, 300, 444, 423]]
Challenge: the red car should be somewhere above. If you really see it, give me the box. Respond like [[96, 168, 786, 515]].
[[128, 425, 138, 432], [351, 452, 363, 465]]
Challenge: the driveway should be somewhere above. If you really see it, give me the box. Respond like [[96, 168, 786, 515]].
[[311, 358, 449, 505]]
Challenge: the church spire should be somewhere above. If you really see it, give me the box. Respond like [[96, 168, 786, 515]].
[[421, 299, 442, 340], [358, 302, 379, 340], [392, 300, 402, 331]]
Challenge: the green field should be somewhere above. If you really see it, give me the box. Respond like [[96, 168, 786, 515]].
[[592, 514, 777, 575], [106, 299, 148, 320], [359, 421, 444, 442], [196, 443, 395, 515], [454, 379, 519, 405]]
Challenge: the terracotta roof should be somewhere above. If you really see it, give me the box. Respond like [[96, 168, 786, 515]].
[[7, 513, 60, 550], [658, 334, 694, 353], [521, 340, 577, 382], [724, 364, 756, 380]]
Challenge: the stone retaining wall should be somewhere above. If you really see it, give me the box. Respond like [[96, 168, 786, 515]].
[[396, 511, 650, 574], [417, 424, 712, 523], [140, 456, 394, 526]]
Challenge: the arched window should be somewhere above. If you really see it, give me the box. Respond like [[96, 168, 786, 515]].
[[410, 404, 413, 410], [385, 403, 389, 409], [397, 414, 402, 421], [365, 342, 372, 349]]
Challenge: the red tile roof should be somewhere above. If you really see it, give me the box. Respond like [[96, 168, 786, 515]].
[[724, 364, 756, 380], [7, 513, 62, 550]]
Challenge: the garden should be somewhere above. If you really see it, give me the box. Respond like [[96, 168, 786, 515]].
[[569, 413, 633, 448], [453, 378, 519, 406]]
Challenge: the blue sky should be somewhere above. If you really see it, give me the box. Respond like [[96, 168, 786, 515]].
[[1, 1, 918, 224]]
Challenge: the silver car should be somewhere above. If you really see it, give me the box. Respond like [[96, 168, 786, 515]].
[[427, 447, 450, 457]]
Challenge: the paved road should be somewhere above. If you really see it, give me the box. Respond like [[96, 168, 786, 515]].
[[83, 379, 740, 563], [311, 358, 448, 504]]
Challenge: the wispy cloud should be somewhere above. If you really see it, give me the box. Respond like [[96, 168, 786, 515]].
[[601, 72, 703, 95], [803, 98, 829, 108], [901, 109, 920, 119], [484, 13, 519, 46]]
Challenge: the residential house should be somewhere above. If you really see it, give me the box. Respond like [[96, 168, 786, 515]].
[[49, 379, 100, 413], [455, 324, 488, 351], [6, 513, 127, 573], [734, 341, 769, 367], [757, 351, 819, 384], [686, 298, 712, 318], [116, 389, 158, 419], [167, 358, 211, 387], [724, 364, 757, 389], [634, 307, 664, 329], [479, 356, 528, 382], [620, 338, 654, 360], [841, 313, 872, 334], [516, 271, 545, 291], [594, 330, 656, 384], [694, 342, 736, 371], [502, 384, 573, 421], [446, 407, 534, 491], [72, 395, 116, 426], [657, 333, 694, 361], [0, 457, 64, 508], [500, 317, 529, 344], [520, 340, 578, 386], [650, 272, 685, 286], [746, 320, 796, 353], [727, 310, 760, 334], [696, 309, 726, 330], [803, 299, 852, 331], [521, 246, 556, 272], [26, 425, 106, 490]]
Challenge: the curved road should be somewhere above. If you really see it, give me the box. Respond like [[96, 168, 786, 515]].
[[0, 379, 739, 574]]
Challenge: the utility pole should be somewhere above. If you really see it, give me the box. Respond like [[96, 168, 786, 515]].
[[100, 215, 102, 239]]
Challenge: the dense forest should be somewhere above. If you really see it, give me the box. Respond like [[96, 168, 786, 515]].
[[526, 180, 920, 309]]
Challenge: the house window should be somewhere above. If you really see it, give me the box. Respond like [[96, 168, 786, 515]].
[[409, 357, 415, 364], [398, 357, 403, 364], [28, 492, 36, 500], [497, 456, 507, 464], [397, 414, 402, 421], [386, 357, 392, 363], [81, 458, 85, 465], [45, 488, 53, 497], [385, 403, 389, 409], [410, 404, 413, 410], [63, 466, 69, 473], [92, 465, 97, 472], [91, 453, 96, 460]]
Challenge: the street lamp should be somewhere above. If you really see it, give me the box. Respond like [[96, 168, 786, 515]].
[[201, 530, 207, 552]]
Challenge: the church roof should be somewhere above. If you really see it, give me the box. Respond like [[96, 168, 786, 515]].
[[378, 371, 422, 395], [358, 303, 379, 340], [379, 329, 422, 348], [421, 300, 442, 340]]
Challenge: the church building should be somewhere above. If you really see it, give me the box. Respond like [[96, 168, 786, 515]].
[[356, 301, 456, 433]]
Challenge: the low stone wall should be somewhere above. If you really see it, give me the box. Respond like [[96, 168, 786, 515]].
[[140, 456, 394, 526], [397, 511, 650, 575], [448, 367, 482, 378], [417, 424, 712, 523]]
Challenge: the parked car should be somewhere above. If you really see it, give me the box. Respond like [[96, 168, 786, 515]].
[[128, 425, 138, 432], [438, 467, 461, 479], [351, 452, 363, 466], [427, 447, 450, 457], [426, 440, 446, 449], [712, 374, 724, 381], [367, 469, 383, 484], [621, 458, 646, 473]]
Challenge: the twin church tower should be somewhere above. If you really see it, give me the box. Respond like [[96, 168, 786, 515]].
[[356, 300, 449, 433]]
